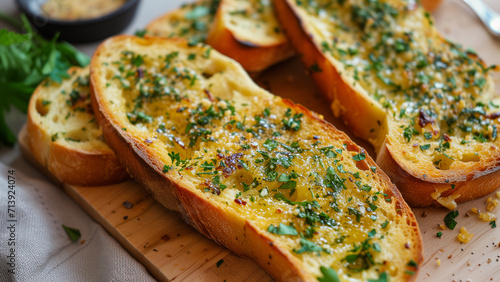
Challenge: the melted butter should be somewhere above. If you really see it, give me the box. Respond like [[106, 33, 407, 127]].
[[42, 0, 126, 20]]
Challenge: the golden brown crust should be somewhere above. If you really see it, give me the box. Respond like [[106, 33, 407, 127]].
[[206, 0, 295, 72], [206, 21, 295, 72], [377, 141, 500, 207], [90, 35, 422, 280], [274, 0, 499, 208], [27, 67, 129, 186], [421, 0, 443, 12]]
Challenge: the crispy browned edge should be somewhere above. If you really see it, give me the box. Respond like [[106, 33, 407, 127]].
[[421, 0, 443, 12], [205, 0, 295, 72], [377, 144, 500, 206], [273, 0, 500, 207], [26, 67, 129, 186], [90, 35, 422, 281], [145, 0, 294, 72]]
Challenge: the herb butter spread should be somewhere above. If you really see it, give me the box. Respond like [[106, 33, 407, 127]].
[[42, 0, 126, 21], [94, 37, 421, 281], [291, 0, 499, 174]]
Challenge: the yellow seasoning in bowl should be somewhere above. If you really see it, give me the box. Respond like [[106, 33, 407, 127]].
[[42, 0, 127, 21]]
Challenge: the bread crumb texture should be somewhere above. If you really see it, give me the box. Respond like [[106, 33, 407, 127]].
[[31, 67, 111, 152]]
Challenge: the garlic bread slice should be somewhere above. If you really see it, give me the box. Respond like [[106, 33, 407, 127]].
[[90, 35, 422, 281], [27, 67, 129, 186], [273, 0, 500, 208]]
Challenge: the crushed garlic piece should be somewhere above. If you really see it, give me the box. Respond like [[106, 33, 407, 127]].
[[486, 199, 499, 212], [479, 212, 496, 221], [457, 227, 474, 243]]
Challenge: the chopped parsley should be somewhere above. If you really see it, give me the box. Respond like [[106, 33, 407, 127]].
[[444, 210, 459, 230]]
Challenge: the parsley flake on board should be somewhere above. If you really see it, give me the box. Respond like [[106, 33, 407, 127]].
[[216, 259, 224, 268], [444, 210, 459, 230]]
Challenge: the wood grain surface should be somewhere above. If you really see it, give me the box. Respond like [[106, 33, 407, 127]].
[[18, 0, 500, 280]]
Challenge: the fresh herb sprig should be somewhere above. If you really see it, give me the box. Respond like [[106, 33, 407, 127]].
[[0, 14, 90, 146]]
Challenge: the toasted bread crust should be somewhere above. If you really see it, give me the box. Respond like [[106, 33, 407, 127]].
[[27, 67, 128, 186], [377, 140, 500, 207], [90, 35, 421, 281], [421, 0, 443, 12], [274, 0, 500, 208], [145, 0, 293, 72], [206, 0, 294, 72]]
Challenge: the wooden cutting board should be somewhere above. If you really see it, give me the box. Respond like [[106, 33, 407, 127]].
[[19, 57, 500, 281]]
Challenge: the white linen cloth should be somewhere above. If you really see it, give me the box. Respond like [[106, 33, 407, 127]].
[[0, 157, 155, 282]]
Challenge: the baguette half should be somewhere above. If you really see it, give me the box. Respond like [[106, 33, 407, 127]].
[[145, 0, 294, 72], [90, 35, 422, 281], [273, 0, 500, 208], [27, 67, 129, 186]]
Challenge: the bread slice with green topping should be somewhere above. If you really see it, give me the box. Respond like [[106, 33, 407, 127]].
[[27, 66, 129, 186], [90, 35, 422, 281], [206, 0, 294, 72], [145, 0, 294, 72], [273, 0, 500, 208]]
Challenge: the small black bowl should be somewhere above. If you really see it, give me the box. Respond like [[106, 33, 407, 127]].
[[15, 0, 141, 43]]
